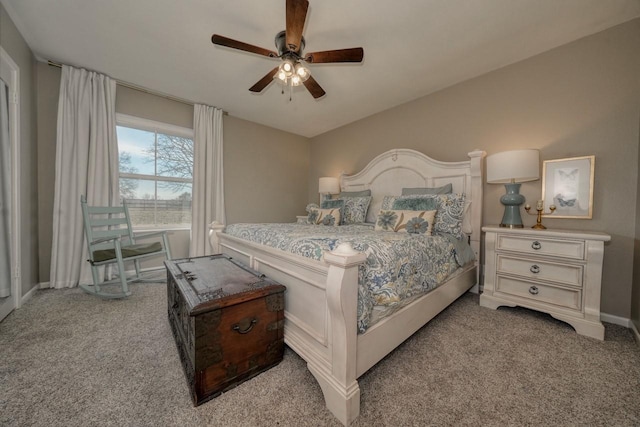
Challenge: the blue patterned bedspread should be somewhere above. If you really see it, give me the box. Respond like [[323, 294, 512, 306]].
[[224, 223, 474, 333]]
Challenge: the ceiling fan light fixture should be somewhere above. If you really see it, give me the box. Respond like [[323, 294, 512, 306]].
[[294, 63, 310, 81], [280, 59, 295, 76], [291, 74, 302, 86], [274, 60, 309, 87], [276, 69, 288, 82]]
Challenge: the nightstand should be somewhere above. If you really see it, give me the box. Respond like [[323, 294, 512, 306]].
[[480, 226, 611, 340]]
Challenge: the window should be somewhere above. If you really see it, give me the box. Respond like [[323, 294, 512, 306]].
[[116, 114, 194, 229]]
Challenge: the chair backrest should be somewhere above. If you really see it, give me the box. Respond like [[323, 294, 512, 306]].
[[81, 195, 135, 261]]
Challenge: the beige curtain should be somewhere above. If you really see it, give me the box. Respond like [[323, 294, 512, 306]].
[[190, 104, 225, 256], [49, 65, 118, 288]]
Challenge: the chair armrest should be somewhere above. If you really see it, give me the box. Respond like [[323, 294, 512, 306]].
[[91, 236, 121, 245]]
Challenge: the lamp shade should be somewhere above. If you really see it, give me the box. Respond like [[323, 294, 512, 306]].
[[486, 149, 540, 184], [318, 177, 340, 194]]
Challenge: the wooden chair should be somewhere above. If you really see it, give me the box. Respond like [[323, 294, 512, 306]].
[[80, 195, 172, 299]]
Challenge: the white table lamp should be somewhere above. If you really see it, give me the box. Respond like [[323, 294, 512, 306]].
[[486, 149, 540, 228], [319, 177, 340, 202]]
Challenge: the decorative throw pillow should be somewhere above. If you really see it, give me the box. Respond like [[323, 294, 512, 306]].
[[401, 183, 453, 195], [374, 209, 437, 235], [307, 208, 341, 226], [392, 197, 438, 211], [380, 195, 398, 210], [392, 194, 466, 239], [432, 193, 466, 239], [321, 199, 345, 211], [341, 196, 371, 224], [305, 203, 319, 213]]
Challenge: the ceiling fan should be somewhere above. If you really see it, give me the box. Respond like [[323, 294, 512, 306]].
[[211, 0, 364, 99]]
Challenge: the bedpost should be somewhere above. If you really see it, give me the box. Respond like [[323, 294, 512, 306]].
[[208, 221, 225, 253], [467, 150, 486, 292], [308, 243, 366, 426]]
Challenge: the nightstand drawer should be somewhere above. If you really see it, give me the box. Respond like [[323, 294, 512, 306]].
[[495, 276, 582, 311], [497, 235, 585, 260], [496, 255, 583, 287]]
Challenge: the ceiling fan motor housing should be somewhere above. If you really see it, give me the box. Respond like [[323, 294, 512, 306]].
[[275, 30, 305, 57]]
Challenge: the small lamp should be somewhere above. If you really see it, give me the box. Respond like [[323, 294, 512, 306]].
[[318, 177, 340, 203], [486, 149, 540, 228]]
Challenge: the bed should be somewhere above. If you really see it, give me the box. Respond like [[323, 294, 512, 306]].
[[209, 148, 485, 425]]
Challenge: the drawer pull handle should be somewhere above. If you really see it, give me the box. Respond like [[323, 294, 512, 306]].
[[531, 241, 542, 250], [529, 286, 539, 295], [232, 318, 258, 334], [530, 265, 540, 274]]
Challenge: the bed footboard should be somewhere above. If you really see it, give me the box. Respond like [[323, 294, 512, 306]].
[[209, 223, 367, 425]]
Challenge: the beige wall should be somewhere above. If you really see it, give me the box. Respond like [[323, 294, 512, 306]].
[[36, 62, 60, 282], [309, 19, 640, 318], [224, 115, 309, 224], [35, 63, 309, 281], [115, 85, 193, 129], [1, 3, 39, 297]]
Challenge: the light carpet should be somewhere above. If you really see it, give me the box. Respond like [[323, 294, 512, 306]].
[[1, 283, 638, 426]]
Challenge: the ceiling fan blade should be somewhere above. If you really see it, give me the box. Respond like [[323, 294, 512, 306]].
[[249, 67, 280, 93], [286, 0, 309, 53], [302, 75, 326, 99], [304, 47, 364, 63], [212, 34, 278, 58]]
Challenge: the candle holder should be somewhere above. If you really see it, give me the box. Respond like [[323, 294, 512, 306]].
[[524, 203, 556, 229]]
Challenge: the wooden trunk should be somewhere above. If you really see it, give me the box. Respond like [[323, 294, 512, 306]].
[[166, 254, 285, 406]]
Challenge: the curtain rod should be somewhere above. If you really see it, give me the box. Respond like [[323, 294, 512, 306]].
[[47, 60, 227, 114]]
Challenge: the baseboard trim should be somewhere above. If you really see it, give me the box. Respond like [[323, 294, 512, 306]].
[[37, 268, 164, 291], [630, 321, 640, 346], [600, 312, 631, 328], [21, 284, 38, 306]]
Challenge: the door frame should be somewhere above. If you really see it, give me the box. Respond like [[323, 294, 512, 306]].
[[0, 46, 22, 321]]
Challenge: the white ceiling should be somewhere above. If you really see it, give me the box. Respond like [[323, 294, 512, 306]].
[[3, 0, 639, 137]]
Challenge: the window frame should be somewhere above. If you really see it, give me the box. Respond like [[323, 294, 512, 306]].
[[116, 113, 194, 231]]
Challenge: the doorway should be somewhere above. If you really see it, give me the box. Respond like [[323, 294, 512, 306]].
[[0, 46, 21, 322]]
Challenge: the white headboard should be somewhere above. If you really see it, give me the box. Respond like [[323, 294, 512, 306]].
[[340, 149, 486, 261]]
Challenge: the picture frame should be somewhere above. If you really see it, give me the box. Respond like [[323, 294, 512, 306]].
[[542, 155, 595, 219]]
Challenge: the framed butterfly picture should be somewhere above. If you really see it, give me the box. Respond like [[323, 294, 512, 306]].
[[542, 155, 595, 219]]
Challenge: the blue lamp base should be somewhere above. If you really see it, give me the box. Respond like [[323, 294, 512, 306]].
[[499, 183, 525, 228]]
